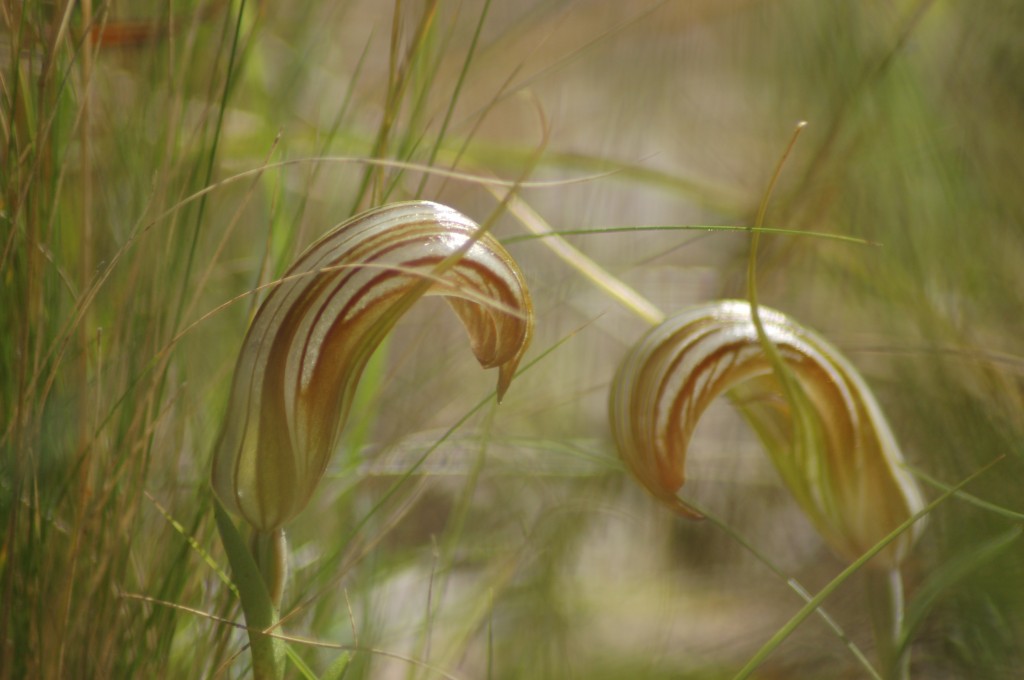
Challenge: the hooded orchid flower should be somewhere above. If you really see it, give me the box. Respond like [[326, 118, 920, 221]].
[[212, 201, 533, 533], [610, 300, 925, 569]]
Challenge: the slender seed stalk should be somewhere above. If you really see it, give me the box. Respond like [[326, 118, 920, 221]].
[[745, 121, 911, 677]]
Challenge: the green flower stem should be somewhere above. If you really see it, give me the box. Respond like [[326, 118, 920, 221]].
[[868, 569, 909, 680], [213, 499, 285, 680], [251, 529, 288, 610]]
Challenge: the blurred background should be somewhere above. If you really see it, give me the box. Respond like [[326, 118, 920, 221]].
[[3, 0, 1024, 677]]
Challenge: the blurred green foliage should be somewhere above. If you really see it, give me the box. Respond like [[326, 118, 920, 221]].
[[2, 1, 1022, 677]]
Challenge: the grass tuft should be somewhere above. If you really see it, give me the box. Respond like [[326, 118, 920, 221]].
[[3, 1, 1023, 677]]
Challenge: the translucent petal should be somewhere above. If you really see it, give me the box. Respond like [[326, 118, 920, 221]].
[[610, 300, 925, 567], [212, 201, 533, 531]]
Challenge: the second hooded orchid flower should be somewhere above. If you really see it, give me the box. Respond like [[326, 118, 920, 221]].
[[610, 299, 925, 570], [610, 299, 929, 679]]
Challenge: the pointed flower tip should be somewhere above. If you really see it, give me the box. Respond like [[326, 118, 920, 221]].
[[213, 201, 533, 532], [495, 331, 531, 403], [496, 364, 513, 404], [611, 299, 925, 568], [668, 494, 704, 520]]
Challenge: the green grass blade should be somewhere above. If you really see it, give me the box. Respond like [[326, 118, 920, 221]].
[[414, 0, 493, 198], [213, 498, 285, 680], [733, 458, 1002, 680], [896, 525, 1022, 657]]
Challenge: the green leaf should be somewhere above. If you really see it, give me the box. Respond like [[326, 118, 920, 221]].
[[284, 645, 319, 680], [213, 499, 285, 680]]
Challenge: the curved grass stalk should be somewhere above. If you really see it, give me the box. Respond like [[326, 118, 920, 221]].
[[742, 120, 910, 678], [500, 223, 876, 247]]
